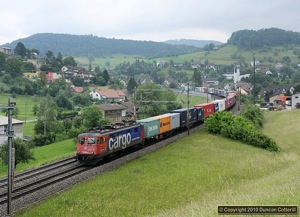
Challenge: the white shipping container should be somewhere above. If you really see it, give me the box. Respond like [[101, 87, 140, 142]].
[[213, 99, 226, 111], [165, 113, 180, 130]]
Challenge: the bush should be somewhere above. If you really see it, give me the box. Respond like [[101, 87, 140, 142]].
[[205, 111, 279, 152], [241, 103, 264, 128], [67, 127, 85, 139], [32, 133, 56, 146]]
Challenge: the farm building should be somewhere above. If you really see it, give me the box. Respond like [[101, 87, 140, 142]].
[[0, 116, 24, 145], [291, 93, 300, 109]]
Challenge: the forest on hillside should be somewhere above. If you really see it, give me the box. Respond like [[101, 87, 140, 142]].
[[2, 33, 200, 58], [228, 28, 300, 49]]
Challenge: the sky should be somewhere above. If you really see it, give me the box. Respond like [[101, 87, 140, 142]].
[[0, 0, 299, 45]]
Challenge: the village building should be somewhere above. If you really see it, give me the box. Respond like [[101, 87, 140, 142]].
[[223, 66, 250, 83], [291, 92, 300, 109], [90, 89, 126, 102], [191, 62, 201, 69], [45, 72, 62, 83], [0, 116, 24, 145], [258, 85, 294, 102], [202, 78, 219, 86], [0, 47, 12, 55], [225, 82, 252, 95], [119, 101, 139, 120], [62, 66, 93, 82], [97, 104, 127, 123], [26, 59, 42, 69], [23, 71, 41, 80]]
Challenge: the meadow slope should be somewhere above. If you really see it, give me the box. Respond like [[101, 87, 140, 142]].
[[16, 110, 300, 217]]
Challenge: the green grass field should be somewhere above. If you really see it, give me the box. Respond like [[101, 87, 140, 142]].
[[75, 44, 300, 68], [15, 110, 300, 217], [176, 93, 208, 107], [0, 139, 76, 177], [75, 54, 148, 69], [0, 94, 40, 121]]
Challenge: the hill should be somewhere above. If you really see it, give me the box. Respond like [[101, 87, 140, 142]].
[[228, 28, 300, 49], [164, 39, 223, 48], [1, 33, 200, 58]]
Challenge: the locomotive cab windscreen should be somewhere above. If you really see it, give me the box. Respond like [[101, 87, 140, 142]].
[[78, 137, 96, 145], [87, 137, 95, 145], [79, 137, 85, 145]]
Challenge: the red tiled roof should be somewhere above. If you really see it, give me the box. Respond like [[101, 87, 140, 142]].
[[72, 86, 84, 93], [96, 89, 123, 98]]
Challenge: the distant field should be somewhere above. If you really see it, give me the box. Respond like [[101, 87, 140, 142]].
[[75, 54, 148, 69], [77, 44, 300, 68], [176, 93, 207, 107], [15, 110, 300, 217], [0, 95, 40, 121]]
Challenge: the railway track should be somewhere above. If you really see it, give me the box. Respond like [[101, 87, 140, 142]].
[[0, 157, 84, 205]]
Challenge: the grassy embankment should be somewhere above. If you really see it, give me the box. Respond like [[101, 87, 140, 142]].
[[0, 139, 75, 177], [15, 109, 300, 217]]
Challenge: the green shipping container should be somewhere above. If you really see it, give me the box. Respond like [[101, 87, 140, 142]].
[[136, 117, 160, 139]]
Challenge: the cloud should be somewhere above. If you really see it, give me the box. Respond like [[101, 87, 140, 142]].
[[1, 0, 300, 45]]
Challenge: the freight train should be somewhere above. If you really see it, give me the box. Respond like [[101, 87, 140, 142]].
[[76, 92, 236, 165]]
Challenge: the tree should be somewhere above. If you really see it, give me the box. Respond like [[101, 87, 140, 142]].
[[291, 72, 300, 84], [127, 77, 137, 94], [192, 69, 202, 86], [0, 52, 6, 71], [294, 84, 300, 93], [94, 65, 101, 74], [136, 83, 166, 116], [81, 105, 104, 129], [14, 42, 27, 58], [103, 69, 110, 84], [71, 77, 85, 86], [36, 96, 58, 136], [88, 55, 95, 72], [72, 93, 92, 107], [63, 56, 77, 66], [5, 56, 24, 77], [23, 62, 36, 71], [0, 138, 35, 167], [55, 93, 73, 110], [32, 104, 39, 115]]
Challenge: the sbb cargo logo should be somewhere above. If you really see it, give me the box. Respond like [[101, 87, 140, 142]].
[[109, 133, 132, 150]]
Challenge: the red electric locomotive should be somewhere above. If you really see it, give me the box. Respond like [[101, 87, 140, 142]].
[[76, 123, 144, 165]]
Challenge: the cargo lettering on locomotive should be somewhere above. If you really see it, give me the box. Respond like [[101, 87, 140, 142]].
[[108, 133, 132, 151]]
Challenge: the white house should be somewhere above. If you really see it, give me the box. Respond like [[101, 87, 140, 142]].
[[90, 89, 125, 102], [291, 93, 300, 109], [223, 66, 250, 83], [0, 116, 24, 145]]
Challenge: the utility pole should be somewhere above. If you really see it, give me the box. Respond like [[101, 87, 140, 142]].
[[0, 98, 16, 215], [133, 87, 137, 121], [187, 83, 190, 135], [253, 53, 256, 104], [238, 86, 241, 111]]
